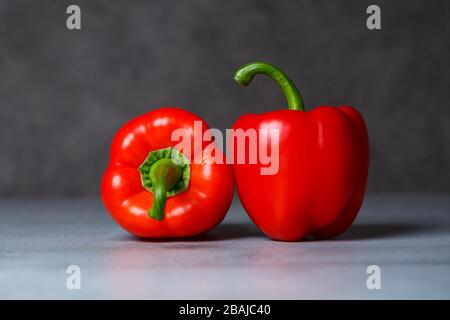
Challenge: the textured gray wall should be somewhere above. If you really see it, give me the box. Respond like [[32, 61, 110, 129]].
[[0, 0, 448, 196]]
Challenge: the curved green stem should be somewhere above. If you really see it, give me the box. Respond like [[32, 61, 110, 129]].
[[150, 175, 167, 221], [234, 62, 305, 111], [148, 158, 182, 221]]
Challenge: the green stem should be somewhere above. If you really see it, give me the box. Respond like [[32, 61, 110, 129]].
[[148, 158, 182, 221], [234, 62, 305, 111]]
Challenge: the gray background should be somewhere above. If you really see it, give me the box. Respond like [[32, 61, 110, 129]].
[[0, 0, 448, 196]]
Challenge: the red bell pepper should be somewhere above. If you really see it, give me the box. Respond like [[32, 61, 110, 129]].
[[231, 62, 369, 241], [101, 108, 234, 238]]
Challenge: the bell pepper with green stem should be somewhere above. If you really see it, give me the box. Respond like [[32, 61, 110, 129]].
[[231, 62, 369, 241], [101, 108, 234, 238]]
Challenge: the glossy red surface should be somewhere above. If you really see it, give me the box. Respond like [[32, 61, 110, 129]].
[[101, 108, 234, 238], [231, 106, 369, 241]]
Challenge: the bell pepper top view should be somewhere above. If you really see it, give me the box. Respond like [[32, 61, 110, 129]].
[[232, 62, 369, 241], [101, 108, 234, 238]]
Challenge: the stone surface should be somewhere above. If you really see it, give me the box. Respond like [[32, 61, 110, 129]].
[[0, 194, 449, 299]]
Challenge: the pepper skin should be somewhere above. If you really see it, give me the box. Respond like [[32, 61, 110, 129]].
[[232, 62, 369, 241], [101, 108, 234, 238]]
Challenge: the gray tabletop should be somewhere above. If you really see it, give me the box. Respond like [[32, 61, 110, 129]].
[[0, 194, 449, 299]]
